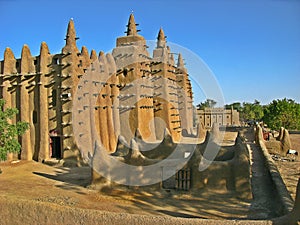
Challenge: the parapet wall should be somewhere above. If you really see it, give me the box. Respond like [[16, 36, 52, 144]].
[[255, 125, 294, 215], [90, 127, 252, 200], [189, 130, 251, 200], [264, 127, 291, 156]]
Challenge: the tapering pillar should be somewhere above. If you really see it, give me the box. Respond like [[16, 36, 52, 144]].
[[3, 48, 17, 160], [80, 46, 91, 68], [107, 53, 120, 137], [38, 42, 50, 160], [20, 45, 34, 160], [106, 87, 116, 152], [107, 53, 119, 151], [61, 19, 81, 161], [99, 88, 109, 152], [90, 50, 98, 63]]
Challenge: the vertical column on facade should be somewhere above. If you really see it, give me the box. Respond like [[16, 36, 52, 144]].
[[138, 61, 156, 141], [176, 53, 193, 135], [231, 106, 233, 125], [112, 13, 156, 143], [80, 46, 91, 69], [152, 62, 168, 141], [210, 109, 212, 127], [107, 53, 120, 138], [152, 28, 180, 141], [38, 42, 51, 160], [98, 52, 110, 152], [106, 53, 118, 151], [61, 19, 82, 161], [176, 53, 186, 132], [20, 45, 34, 160], [2, 48, 17, 160], [90, 50, 98, 63], [90, 49, 99, 149]]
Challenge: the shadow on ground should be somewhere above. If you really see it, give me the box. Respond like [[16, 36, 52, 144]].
[[33, 166, 251, 219], [102, 188, 252, 219], [33, 166, 91, 193]]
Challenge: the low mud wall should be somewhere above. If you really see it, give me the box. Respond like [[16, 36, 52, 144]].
[[289, 130, 300, 135], [189, 131, 252, 200], [255, 126, 294, 216]]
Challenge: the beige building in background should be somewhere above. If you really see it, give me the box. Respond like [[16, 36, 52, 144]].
[[197, 107, 240, 128]]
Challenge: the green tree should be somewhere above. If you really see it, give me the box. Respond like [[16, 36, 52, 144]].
[[240, 100, 264, 122], [263, 98, 300, 130], [0, 99, 29, 161], [225, 102, 242, 111], [196, 99, 217, 109]]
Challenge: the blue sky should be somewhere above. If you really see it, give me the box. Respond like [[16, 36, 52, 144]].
[[0, 0, 299, 105]]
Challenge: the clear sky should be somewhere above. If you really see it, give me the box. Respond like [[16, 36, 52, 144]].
[[1, 0, 299, 105]]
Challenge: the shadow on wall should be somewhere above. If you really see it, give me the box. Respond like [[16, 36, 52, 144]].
[[263, 127, 293, 157], [90, 124, 252, 201], [255, 124, 296, 220], [272, 178, 300, 225], [188, 129, 251, 200]]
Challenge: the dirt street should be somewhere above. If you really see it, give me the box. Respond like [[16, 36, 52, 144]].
[[0, 128, 298, 224]]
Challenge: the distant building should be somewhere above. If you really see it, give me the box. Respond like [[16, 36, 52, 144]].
[[196, 107, 240, 128]]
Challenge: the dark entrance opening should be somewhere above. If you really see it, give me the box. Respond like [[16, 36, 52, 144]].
[[162, 167, 191, 191], [50, 136, 62, 159], [176, 168, 191, 191]]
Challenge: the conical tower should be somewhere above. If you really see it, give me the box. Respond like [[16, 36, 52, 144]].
[[176, 53, 193, 135], [60, 19, 83, 161], [177, 53, 186, 72], [112, 14, 155, 142], [168, 46, 175, 65], [157, 27, 166, 48], [153, 28, 169, 63], [115, 14, 145, 48], [126, 14, 139, 36], [152, 28, 182, 141], [64, 19, 78, 48]]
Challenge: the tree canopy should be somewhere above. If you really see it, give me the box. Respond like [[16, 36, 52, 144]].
[[225, 102, 242, 112], [208, 98, 300, 130], [263, 98, 300, 130], [240, 100, 264, 123], [196, 99, 217, 109], [0, 99, 29, 161]]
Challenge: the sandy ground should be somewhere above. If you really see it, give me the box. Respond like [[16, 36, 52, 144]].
[[0, 129, 298, 224], [0, 160, 252, 220], [273, 134, 300, 201], [290, 134, 300, 151]]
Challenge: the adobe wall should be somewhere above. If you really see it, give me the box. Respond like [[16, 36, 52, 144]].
[[189, 130, 251, 200], [90, 126, 252, 200], [255, 125, 294, 216], [0, 20, 101, 164], [264, 127, 292, 156], [1, 14, 195, 163], [274, 178, 300, 224]]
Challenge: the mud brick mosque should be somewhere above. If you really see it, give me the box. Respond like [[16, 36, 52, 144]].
[[0, 14, 194, 162]]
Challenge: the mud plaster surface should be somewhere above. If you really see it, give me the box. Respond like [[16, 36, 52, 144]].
[[0, 129, 298, 224]]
